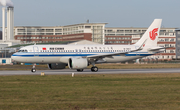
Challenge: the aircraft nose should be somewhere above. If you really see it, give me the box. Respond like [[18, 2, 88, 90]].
[[11, 55, 14, 60], [11, 54, 17, 61]]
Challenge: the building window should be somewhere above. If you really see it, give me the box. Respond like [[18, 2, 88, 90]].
[[170, 38, 174, 42], [46, 33, 53, 35], [46, 29, 54, 32], [55, 29, 62, 32], [55, 33, 62, 35], [170, 50, 174, 53], [18, 33, 26, 35], [117, 30, 124, 33], [125, 30, 132, 33], [142, 30, 146, 33], [134, 30, 141, 33], [85, 26, 91, 28], [107, 30, 113, 32], [17, 29, 25, 32], [159, 39, 164, 42], [165, 44, 169, 47], [37, 29, 45, 32], [165, 38, 169, 42]]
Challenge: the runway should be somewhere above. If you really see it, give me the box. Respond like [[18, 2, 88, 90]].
[[0, 68, 180, 75]]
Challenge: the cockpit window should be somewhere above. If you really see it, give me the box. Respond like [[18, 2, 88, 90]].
[[18, 50, 28, 53]]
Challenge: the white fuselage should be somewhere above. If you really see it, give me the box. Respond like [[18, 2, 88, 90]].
[[11, 44, 154, 64]]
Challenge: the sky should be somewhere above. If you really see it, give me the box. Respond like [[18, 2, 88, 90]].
[[0, 0, 180, 28]]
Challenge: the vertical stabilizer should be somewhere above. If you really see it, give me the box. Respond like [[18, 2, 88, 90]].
[[135, 19, 162, 47]]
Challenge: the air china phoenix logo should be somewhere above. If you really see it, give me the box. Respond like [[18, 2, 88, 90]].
[[149, 28, 158, 40]]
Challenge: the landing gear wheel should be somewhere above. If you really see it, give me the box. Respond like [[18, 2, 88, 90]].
[[31, 68, 36, 73], [91, 66, 98, 72], [31, 63, 36, 73], [77, 69, 84, 72]]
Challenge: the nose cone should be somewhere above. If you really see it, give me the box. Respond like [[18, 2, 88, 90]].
[[11, 53, 18, 62], [11, 54, 15, 60]]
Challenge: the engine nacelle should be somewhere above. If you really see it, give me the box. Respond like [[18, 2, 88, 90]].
[[68, 57, 88, 69], [48, 63, 67, 69]]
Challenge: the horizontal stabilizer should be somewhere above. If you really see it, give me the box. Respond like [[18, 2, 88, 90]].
[[148, 47, 171, 51]]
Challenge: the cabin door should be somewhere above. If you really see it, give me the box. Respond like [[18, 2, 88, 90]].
[[33, 46, 39, 56]]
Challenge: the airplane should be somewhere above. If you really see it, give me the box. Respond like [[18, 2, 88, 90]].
[[11, 19, 163, 73]]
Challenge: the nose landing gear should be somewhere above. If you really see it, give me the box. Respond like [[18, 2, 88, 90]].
[[31, 68, 36, 73], [31, 64, 36, 73]]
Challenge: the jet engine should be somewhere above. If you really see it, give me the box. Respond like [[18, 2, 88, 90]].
[[48, 63, 67, 69], [68, 57, 88, 69]]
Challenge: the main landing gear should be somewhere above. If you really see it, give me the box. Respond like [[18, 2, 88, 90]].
[[91, 66, 98, 72], [31, 64, 36, 73], [76, 66, 98, 72]]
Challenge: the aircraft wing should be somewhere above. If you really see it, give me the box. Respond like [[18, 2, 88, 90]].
[[87, 49, 139, 59], [87, 39, 147, 59]]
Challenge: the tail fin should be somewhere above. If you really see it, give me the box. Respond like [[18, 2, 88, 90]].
[[135, 19, 162, 47]]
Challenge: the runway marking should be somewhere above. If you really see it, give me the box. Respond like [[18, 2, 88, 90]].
[[0, 68, 180, 75]]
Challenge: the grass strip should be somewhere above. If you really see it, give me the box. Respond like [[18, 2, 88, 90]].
[[0, 73, 180, 110]]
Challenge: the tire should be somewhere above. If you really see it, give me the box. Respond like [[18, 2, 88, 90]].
[[31, 68, 36, 73], [91, 67, 95, 72], [91, 66, 98, 72]]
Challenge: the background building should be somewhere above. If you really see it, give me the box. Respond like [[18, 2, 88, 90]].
[[1, 23, 178, 61], [175, 29, 180, 59], [0, 31, 2, 40], [105, 27, 176, 60], [14, 23, 106, 44]]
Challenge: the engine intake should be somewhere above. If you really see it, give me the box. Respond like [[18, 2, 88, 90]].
[[68, 57, 88, 69]]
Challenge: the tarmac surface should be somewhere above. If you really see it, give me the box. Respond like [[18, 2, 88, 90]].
[[0, 68, 180, 75]]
